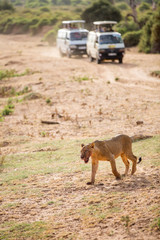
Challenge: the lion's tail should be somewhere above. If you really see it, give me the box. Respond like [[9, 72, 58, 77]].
[[137, 157, 142, 164]]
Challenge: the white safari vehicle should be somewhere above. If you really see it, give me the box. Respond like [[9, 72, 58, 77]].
[[87, 21, 125, 64], [57, 20, 88, 58]]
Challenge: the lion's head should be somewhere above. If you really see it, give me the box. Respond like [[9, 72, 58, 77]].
[[80, 143, 94, 163]]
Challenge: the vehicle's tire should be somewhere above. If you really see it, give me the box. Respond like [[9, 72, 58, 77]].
[[119, 57, 123, 64], [59, 48, 64, 57], [96, 55, 101, 64], [89, 54, 93, 62], [67, 49, 71, 58]]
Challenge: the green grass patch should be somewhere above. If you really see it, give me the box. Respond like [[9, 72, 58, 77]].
[[0, 69, 38, 81], [72, 75, 93, 83], [132, 135, 160, 166], [0, 98, 15, 121], [0, 138, 91, 184], [0, 135, 159, 185], [151, 70, 160, 78], [0, 221, 48, 240], [0, 86, 31, 98]]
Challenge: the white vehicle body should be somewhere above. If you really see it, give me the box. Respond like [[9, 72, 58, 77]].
[[87, 21, 125, 64], [57, 20, 88, 58]]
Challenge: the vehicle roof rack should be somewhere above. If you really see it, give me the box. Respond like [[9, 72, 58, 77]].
[[62, 20, 85, 29], [93, 21, 117, 32], [93, 21, 117, 25]]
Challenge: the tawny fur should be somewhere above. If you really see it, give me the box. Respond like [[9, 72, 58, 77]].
[[81, 134, 141, 185]]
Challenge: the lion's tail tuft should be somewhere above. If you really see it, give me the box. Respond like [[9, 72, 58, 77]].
[[137, 157, 142, 164]]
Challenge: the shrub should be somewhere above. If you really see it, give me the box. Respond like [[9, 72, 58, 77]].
[[116, 2, 129, 11], [139, 5, 160, 53], [123, 30, 142, 47], [2, 105, 14, 116], [151, 70, 160, 78], [151, 14, 160, 53], [116, 20, 139, 35], [46, 98, 51, 104], [138, 11, 153, 28], [138, 16, 153, 53], [40, 7, 50, 12], [137, 2, 151, 12], [0, 69, 17, 80], [0, 0, 15, 11], [30, 18, 51, 35], [43, 29, 55, 45]]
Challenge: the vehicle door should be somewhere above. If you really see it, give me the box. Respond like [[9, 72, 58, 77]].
[[61, 31, 67, 54], [92, 34, 98, 59]]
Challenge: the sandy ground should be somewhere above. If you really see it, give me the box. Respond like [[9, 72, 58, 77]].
[[0, 35, 160, 240], [0, 35, 160, 147]]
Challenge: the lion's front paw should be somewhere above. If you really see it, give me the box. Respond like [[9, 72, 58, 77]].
[[87, 182, 94, 185], [122, 174, 127, 177], [116, 175, 121, 180]]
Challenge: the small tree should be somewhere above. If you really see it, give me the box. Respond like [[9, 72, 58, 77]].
[[81, 0, 122, 29]]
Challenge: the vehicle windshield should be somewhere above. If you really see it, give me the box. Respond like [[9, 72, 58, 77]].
[[99, 34, 123, 44], [70, 32, 88, 41]]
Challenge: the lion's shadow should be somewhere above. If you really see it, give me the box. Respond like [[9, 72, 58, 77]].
[[95, 174, 157, 193]]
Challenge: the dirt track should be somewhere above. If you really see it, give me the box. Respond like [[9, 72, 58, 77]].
[[0, 34, 160, 148], [0, 35, 160, 240]]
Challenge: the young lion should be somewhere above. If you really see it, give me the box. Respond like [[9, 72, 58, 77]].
[[81, 134, 142, 185]]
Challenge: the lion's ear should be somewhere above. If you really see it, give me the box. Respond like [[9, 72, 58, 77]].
[[81, 144, 85, 148], [90, 143, 94, 148]]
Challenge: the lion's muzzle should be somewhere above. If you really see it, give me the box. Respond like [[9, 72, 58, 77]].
[[81, 144, 92, 164], [83, 158, 89, 163], [81, 154, 89, 163]]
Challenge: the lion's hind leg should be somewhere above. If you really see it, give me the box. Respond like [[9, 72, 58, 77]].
[[126, 152, 137, 175], [121, 154, 130, 176], [109, 155, 121, 179]]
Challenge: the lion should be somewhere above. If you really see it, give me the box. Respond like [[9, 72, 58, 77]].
[[80, 134, 142, 185]]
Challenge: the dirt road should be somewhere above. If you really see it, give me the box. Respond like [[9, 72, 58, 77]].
[[0, 34, 160, 148]]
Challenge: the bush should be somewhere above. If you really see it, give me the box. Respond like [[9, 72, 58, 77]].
[[0, 2, 82, 35], [116, 20, 139, 35], [81, 0, 122, 29], [123, 30, 142, 47], [139, 5, 160, 53], [43, 20, 62, 45], [151, 21, 160, 53], [43, 29, 56, 45], [138, 11, 153, 28], [40, 7, 50, 12], [2, 105, 14, 116], [137, 2, 151, 12], [116, 2, 129, 11], [0, 0, 15, 11], [151, 6, 160, 53]]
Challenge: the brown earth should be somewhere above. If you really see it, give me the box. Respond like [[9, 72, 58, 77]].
[[0, 35, 160, 240]]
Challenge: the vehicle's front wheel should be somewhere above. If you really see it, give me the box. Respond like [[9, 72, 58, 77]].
[[67, 49, 71, 58], [96, 55, 101, 64], [89, 53, 93, 62], [119, 57, 123, 64], [59, 48, 64, 57]]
